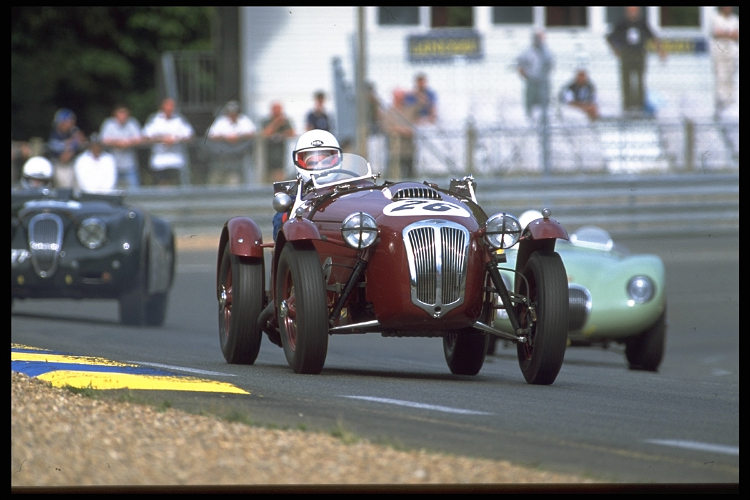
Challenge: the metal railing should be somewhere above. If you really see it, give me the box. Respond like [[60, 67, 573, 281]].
[[125, 170, 738, 240]]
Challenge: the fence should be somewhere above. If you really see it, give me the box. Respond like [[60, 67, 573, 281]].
[[125, 170, 738, 240]]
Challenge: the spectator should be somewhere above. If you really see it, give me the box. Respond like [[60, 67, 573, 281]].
[[261, 101, 295, 182], [206, 100, 256, 185], [99, 104, 143, 189], [559, 68, 600, 122], [365, 81, 383, 135], [47, 108, 87, 188], [710, 6, 739, 119], [404, 73, 437, 125], [305, 90, 334, 132], [606, 6, 666, 116], [516, 30, 555, 125], [73, 133, 117, 194], [142, 97, 195, 186], [381, 89, 417, 179]]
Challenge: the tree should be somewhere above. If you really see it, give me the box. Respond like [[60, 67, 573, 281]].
[[11, 6, 214, 140]]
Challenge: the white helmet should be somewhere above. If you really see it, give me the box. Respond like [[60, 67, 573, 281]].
[[21, 156, 54, 188], [292, 129, 342, 182], [518, 210, 543, 230]]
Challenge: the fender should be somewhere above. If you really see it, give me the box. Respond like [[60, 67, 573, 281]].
[[281, 216, 322, 242], [224, 217, 265, 258], [515, 217, 569, 274]]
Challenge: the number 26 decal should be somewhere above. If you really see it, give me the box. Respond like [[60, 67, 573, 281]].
[[383, 200, 470, 217]]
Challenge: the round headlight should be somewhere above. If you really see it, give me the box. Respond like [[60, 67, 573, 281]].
[[485, 213, 522, 249], [77, 217, 107, 249], [341, 212, 378, 249], [627, 275, 655, 304]]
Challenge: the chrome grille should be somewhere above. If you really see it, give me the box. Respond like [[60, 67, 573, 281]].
[[568, 284, 592, 331], [28, 213, 64, 278], [403, 220, 469, 318], [392, 187, 441, 200]]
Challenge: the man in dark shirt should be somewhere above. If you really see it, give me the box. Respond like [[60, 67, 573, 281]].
[[305, 90, 334, 133], [559, 68, 599, 122], [606, 6, 665, 115]]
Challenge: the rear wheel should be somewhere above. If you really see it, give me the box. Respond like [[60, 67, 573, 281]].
[[625, 309, 666, 372], [218, 240, 264, 364], [276, 243, 329, 374], [516, 251, 568, 385]]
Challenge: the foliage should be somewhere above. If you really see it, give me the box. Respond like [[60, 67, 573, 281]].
[[11, 6, 214, 140]]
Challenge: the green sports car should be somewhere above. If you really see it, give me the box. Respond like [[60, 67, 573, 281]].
[[491, 211, 667, 372]]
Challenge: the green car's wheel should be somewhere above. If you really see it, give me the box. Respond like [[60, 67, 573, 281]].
[[625, 309, 666, 372], [516, 251, 569, 385]]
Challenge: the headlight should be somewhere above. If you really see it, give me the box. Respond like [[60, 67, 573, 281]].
[[627, 275, 655, 304], [341, 212, 378, 249], [485, 213, 522, 249], [77, 217, 107, 249]]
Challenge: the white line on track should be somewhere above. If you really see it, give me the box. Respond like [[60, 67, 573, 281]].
[[341, 395, 492, 415], [645, 439, 738, 456], [129, 361, 236, 377]]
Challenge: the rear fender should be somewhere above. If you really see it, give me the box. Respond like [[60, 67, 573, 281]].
[[515, 217, 569, 272]]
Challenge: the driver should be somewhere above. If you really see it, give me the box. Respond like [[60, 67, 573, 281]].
[[20, 156, 55, 189], [292, 128, 342, 182], [273, 129, 343, 240]]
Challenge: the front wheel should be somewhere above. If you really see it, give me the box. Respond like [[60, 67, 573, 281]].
[[443, 329, 488, 375], [218, 240, 264, 364], [516, 251, 569, 385], [625, 309, 666, 372], [276, 243, 329, 374]]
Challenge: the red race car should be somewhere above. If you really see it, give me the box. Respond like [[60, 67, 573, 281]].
[[215, 147, 569, 384]]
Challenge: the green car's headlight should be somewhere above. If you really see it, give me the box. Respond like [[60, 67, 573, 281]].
[[77, 217, 107, 249], [627, 275, 655, 304], [485, 212, 522, 249], [341, 212, 378, 249]]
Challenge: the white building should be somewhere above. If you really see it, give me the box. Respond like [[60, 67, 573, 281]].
[[239, 6, 731, 133]]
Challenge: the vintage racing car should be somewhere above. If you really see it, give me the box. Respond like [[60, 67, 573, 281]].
[[216, 132, 571, 384], [11, 184, 176, 326], [492, 211, 667, 372]]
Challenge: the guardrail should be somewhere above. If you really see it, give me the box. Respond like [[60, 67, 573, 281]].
[[125, 171, 738, 239]]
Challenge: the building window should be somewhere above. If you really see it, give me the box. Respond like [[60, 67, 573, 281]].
[[659, 6, 700, 28], [377, 6, 419, 26], [431, 7, 473, 28], [545, 6, 587, 27], [492, 6, 533, 25]]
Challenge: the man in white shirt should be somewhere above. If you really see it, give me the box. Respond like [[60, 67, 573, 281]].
[[99, 105, 143, 189], [710, 6, 739, 119], [142, 97, 195, 186], [206, 100, 256, 185], [74, 134, 117, 194]]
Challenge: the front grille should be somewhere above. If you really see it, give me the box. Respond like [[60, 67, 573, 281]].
[[403, 220, 469, 318], [28, 213, 64, 278], [392, 186, 441, 200], [568, 284, 592, 331]]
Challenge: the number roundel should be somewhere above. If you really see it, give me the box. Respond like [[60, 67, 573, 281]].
[[383, 200, 470, 217]]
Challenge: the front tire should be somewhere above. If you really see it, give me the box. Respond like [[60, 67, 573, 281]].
[[119, 264, 148, 326], [276, 243, 329, 374], [516, 251, 568, 385], [443, 329, 488, 375], [218, 240, 264, 364], [625, 309, 666, 372]]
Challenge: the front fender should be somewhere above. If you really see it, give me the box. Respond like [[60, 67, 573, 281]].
[[281, 216, 322, 242], [223, 217, 265, 258], [516, 217, 569, 273]]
